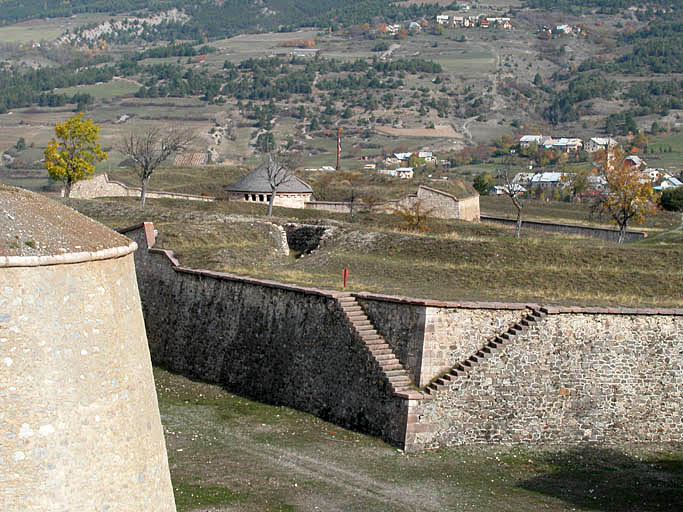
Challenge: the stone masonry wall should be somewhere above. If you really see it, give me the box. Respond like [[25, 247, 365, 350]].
[[121, 224, 683, 451], [0, 254, 175, 511], [69, 173, 214, 202], [412, 312, 683, 447], [356, 294, 527, 387], [355, 297, 426, 386], [455, 195, 481, 222], [481, 215, 645, 242], [123, 225, 409, 447], [421, 306, 525, 387]]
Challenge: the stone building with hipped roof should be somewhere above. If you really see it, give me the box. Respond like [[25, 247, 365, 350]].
[[225, 159, 314, 209]]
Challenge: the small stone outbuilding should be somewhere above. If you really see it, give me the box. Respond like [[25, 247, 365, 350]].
[[225, 160, 314, 209]]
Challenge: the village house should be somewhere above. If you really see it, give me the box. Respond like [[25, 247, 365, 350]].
[[518, 135, 582, 152], [225, 159, 314, 208], [519, 135, 550, 148], [585, 137, 618, 153], [625, 155, 646, 170], [530, 172, 570, 189], [550, 137, 583, 152], [654, 176, 683, 191], [379, 167, 414, 179], [417, 151, 436, 163]]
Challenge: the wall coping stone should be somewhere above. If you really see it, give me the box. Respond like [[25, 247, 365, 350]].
[[0, 241, 137, 268], [354, 291, 535, 311], [541, 305, 683, 316]]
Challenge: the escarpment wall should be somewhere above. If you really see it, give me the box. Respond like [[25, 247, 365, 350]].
[[122, 223, 682, 451], [123, 225, 409, 447], [411, 310, 683, 448], [356, 293, 529, 387]]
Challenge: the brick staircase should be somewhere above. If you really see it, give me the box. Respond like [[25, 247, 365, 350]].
[[335, 294, 414, 395], [423, 308, 548, 396]]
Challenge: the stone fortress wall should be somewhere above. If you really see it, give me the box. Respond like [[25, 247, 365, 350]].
[[68, 173, 215, 201], [121, 222, 683, 451]]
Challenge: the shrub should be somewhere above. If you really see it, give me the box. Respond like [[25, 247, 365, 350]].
[[660, 187, 683, 212]]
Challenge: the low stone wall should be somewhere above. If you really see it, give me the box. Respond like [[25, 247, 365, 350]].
[[68, 173, 215, 202], [305, 201, 354, 214], [481, 215, 646, 242], [411, 309, 683, 448], [122, 224, 409, 447], [306, 189, 480, 222]]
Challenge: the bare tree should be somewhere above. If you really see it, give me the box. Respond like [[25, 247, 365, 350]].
[[263, 153, 295, 217], [497, 167, 525, 238], [118, 126, 195, 207]]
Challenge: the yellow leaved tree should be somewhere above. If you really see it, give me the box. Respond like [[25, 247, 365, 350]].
[[592, 147, 658, 243], [44, 113, 107, 197]]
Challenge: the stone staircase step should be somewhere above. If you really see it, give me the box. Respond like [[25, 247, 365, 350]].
[[351, 320, 372, 327], [364, 341, 387, 348], [375, 354, 398, 362], [385, 369, 406, 377], [383, 363, 404, 371], [336, 295, 417, 396], [369, 347, 392, 354]]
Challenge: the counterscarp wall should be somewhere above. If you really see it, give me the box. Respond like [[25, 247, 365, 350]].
[[357, 293, 528, 387], [481, 215, 646, 242]]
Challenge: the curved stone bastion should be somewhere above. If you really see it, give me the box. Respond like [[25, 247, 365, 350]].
[[0, 186, 175, 511]]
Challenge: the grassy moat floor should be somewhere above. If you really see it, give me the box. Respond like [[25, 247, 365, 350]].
[[157, 368, 683, 512]]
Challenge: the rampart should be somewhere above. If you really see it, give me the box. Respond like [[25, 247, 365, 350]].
[[122, 223, 682, 451], [68, 173, 215, 202], [481, 215, 646, 242], [123, 224, 410, 447]]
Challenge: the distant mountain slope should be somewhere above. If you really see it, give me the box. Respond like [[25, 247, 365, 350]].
[[0, 0, 446, 38]]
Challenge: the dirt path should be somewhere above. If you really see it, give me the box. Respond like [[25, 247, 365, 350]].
[[380, 43, 401, 60], [164, 405, 452, 512]]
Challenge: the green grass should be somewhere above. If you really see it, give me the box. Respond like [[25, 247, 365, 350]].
[[56, 80, 142, 100], [647, 133, 683, 168], [173, 482, 243, 511], [480, 195, 680, 230], [0, 25, 63, 43], [156, 367, 683, 512]]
